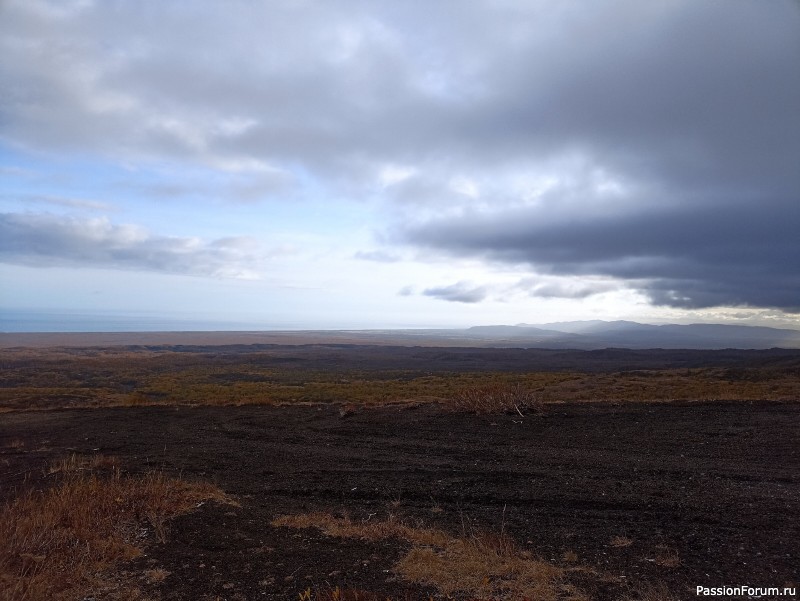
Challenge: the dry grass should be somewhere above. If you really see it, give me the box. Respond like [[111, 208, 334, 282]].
[[273, 511, 451, 548], [297, 586, 420, 601], [143, 568, 170, 584], [623, 582, 681, 601], [46, 453, 120, 475], [609, 535, 634, 548], [653, 545, 681, 568], [2, 345, 798, 412], [0, 466, 235, 601], [396, 537, 563, 600], [446, 383, 544, 415], [273, 512, 575, 601], [561, 550, 579, 563]]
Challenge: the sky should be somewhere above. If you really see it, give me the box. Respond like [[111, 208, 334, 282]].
[[1, 0, 799, 330]]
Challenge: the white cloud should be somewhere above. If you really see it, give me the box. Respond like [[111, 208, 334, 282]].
[[0, 212, 268, 279]]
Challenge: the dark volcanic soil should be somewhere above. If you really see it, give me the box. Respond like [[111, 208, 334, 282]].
[[2, 400, 799, 600]]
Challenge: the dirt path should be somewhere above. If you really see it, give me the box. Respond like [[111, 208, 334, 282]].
[[2, 401, 798, 600]]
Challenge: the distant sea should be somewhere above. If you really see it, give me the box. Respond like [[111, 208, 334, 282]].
[[0, 309, 286, 333]]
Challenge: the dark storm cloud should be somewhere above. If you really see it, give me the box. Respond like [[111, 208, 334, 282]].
[[0, 212, 262, 279], [405, 202, 800, 310]]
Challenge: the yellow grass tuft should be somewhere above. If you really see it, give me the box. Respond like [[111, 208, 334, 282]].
[[396, 537, 563, 600], [609, 535, 634, 548], [273, 512, 569, 601], [272, 511, 451, 548], [0, 468, 235, 601]]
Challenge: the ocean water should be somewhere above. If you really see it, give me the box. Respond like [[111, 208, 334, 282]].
[[0, 309, 278, 333]]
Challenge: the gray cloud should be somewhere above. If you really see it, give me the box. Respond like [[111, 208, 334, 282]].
[[0, 212, 263, 279], [8, 1, 794, 187], [423, 282, 487, 304], [515, 278, 620, 300]]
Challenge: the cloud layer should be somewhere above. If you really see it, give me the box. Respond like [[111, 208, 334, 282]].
[[1, 0, 798, 313]]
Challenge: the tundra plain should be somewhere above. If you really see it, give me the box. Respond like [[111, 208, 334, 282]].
[[1, 341, 799, 600]]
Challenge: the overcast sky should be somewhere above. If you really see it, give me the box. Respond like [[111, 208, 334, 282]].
[[1, 0, 798, 330]]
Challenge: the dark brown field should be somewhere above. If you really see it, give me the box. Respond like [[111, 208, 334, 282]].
[[1, 344, 799, 600]]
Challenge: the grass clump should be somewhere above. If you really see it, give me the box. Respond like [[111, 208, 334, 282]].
[[396, 533, 563, 600], [273, 511, 451, 548], [623, 582, 681, 601], [46, 452, 120, 475], [609, 535, 634, 548], [0, 465, 234, 601], [297, 585, 420, 600], [447, 383, 544, 415], [273, 512, 574, 601]]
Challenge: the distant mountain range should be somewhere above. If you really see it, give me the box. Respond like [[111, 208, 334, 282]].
[[2, 319, 799, 350], [461, 320, 800, 349]]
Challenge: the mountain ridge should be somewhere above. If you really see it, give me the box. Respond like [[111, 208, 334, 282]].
[[464, 320, 800, 349]]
